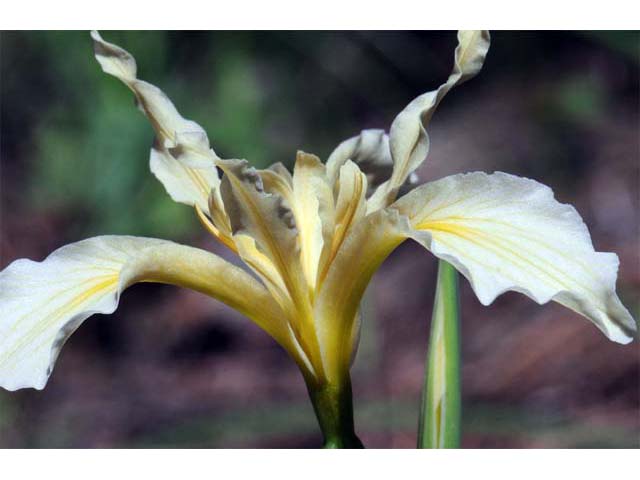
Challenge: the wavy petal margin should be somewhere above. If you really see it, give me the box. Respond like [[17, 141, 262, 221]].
[[92, 31, 222, 216], [0, 236, 291, 390], [392, 172, 637, 343], [368, 30, 491, 211]]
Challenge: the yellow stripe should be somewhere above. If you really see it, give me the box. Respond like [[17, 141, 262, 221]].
[[195, 205, 237, 253], [184, 164, 212, 199], [421, 215, 601, 278], [319, 168, 364, 285], [0, 276, 119, 370], [420, 221, 599, 301], [6, 273, 118, 333]]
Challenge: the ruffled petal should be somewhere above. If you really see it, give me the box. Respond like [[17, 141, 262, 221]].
[[149, 144, 219, 214], [91, 31, 219, 169], [392, 172, 637, 344], [326, 129, 403, 192], [368, 30, 490, 211], [218, 159, 323, 376], [92, 31, 224, 220]]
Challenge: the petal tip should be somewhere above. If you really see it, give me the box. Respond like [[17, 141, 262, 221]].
[[606, 320, 637, 345], [0, 373, 48, 392]]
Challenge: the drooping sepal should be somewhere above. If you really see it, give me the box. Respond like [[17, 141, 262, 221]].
[[392, 171, 637, 343]]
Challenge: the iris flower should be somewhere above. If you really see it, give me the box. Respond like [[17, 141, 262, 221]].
[[0, 31, 635, 446]]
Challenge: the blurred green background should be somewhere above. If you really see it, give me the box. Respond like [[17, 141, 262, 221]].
[[0, 31, 638, 448]]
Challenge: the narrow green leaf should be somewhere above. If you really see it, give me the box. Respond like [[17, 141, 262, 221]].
[[418, 260, 461, 448]]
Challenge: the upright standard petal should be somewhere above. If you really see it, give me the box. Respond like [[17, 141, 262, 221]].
[[0, 236, 292, 391], [149, 143, 220, 214], [326, 130, 396, 190], [368, 30, 490, 212], [91, 31, 218, 169], [392, 172, 637, 344], [92, 31, 223, 219]]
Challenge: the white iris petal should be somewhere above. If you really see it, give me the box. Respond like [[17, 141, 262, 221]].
[[392, 172, 637, 344]]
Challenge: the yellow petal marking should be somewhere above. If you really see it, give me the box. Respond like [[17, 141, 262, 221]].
[[319, 161, 367, 285], [0, 275, 118, 370], [195, 204, 237, 253], [292, 152, 334, 291], [418, 220, 603, 304]]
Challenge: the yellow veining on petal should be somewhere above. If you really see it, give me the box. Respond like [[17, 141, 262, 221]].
[[195, 205, 237, 252], [0, 275, 118, 370], [184, 166, 213, 199], [291, 152, 333, 292], [219, 159, 330, 380], [232, 234, 291, 310], [333, 175, 364, 243], [422, 215, 603, 277], [314, 210, 409, 382], [418, 220, 602, 302], [1, 237, 320, 389], [319, 161, 366, 285], [6, 273, 119, 333], [228, 176, 299, 299]]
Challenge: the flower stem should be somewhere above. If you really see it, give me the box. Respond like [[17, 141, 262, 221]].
[[305, 375, 364, 448], [418, 260, 461, 448]]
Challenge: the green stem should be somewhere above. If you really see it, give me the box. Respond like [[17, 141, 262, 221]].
[[418, 260, 461, 448], [305, 375, 364, 448]]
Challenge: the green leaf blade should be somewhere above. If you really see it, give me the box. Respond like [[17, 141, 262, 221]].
[[418, 260, 461, 448]]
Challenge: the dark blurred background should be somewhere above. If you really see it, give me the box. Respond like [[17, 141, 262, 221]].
[[0, 31, 638, 448]]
